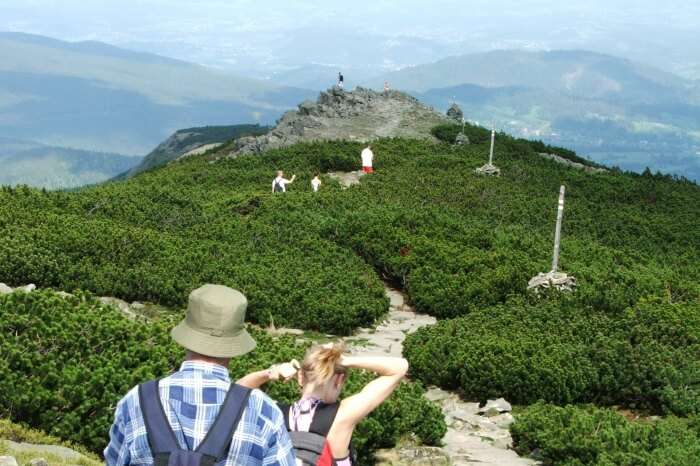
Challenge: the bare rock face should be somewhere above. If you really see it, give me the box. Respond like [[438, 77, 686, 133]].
[[229, 87, 448, 158]]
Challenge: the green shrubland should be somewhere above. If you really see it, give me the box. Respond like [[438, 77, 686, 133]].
[[404, 299, 700, 415], [1, 124, 699, 463], [511, 403, 700, 465], [0, 289, 444, 463]]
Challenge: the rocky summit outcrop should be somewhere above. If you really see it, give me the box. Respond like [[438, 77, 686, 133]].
[[229, 87, 448, 157]]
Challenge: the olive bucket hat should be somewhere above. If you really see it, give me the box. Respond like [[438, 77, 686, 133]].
[[171, 284, 256, 358]]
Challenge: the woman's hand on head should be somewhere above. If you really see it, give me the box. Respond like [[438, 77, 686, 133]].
[[277, 360, 300, 381]]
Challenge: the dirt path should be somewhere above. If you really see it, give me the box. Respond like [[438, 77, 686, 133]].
[[347, 286, 536, 466]]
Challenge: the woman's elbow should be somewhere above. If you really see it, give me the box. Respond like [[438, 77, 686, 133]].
[[396, 358, 409, 377]]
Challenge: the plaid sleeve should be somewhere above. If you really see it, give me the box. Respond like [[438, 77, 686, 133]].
[[262, 398, 296, 466], [104, 395, 132, 466]]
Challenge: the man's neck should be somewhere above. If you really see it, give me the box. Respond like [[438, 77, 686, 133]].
[[185, 351, 230, 368]]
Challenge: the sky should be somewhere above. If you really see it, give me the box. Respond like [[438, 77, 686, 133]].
[[1, 1, 699, 78]]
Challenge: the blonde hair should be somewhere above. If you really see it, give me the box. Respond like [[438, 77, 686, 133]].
[[301, 341, 347, 386]]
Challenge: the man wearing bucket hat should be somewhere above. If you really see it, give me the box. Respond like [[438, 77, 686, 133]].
[[105, 285, 296, 466]]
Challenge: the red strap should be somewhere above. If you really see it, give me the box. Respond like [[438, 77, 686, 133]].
[[316, 441, 334, 466]]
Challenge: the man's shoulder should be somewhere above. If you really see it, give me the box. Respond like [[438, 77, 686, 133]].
[[246, 388, 284, 422]]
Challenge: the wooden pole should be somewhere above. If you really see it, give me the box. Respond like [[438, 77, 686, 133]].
[[551, 185, 566, 272], [488, 128, 495, 165]]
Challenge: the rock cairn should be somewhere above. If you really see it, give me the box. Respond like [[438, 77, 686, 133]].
[[527, 271, 577, 292], [446, 103, 464, 122]]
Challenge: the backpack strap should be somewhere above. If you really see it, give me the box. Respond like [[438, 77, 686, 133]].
[[277, 403, 291, 430], [139, 380, 180, 462], [308, 402, 340, 437], [196, 384, 252, 460], [288, 431, 329, 465]]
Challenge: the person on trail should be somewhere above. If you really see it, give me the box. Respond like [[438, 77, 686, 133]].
[[273, 170, 296, 193], [338, 72, 344, 89], [311, 174, 322, 192], [383, 81, 390, 95], [238, 342, 409, 466], [360, 145, 374, 174], [104, 285, 295, 466]]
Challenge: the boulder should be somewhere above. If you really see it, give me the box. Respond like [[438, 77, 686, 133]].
[[28, 459, 48, 466], [479, 398, 512, 414], [0, 457, 18, 466], [99, 297, 138, 319], [0, 283, 12, 294], [21, 284, 37, 292], [454, 132, 470, 145], [446, 104, 463, 122]]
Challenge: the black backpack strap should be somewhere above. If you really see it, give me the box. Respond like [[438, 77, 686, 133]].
[[308, 402, 340, 437], [288, 431, 328, 465], [139, 380, 180, 462], [277, 403, 291, 430], [196, 384, 252, 461]]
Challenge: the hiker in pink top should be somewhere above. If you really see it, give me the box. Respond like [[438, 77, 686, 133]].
[[237, 342, 408, 465]]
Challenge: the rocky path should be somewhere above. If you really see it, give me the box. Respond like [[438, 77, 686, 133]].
[[348, 287, 536, 466]]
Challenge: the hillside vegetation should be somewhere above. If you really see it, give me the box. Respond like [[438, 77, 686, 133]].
[[1, 121, 698, 463]]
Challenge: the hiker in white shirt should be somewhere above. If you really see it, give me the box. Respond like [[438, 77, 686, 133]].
[[311, 174, 322, 192], [272, 170, 296, 193], [361, 145, 374, 174]]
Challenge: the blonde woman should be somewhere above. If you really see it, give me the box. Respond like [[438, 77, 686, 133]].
[[237, 342, 408, 465]]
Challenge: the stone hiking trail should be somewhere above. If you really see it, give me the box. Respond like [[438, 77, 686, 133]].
[[348, 286, 536, 466]]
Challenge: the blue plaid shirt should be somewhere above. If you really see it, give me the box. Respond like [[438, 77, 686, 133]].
[[104, 361, 295, 466]]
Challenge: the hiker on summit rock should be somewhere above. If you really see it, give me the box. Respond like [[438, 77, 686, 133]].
[[272, 170, 296, 193], [361, 145, 374, 173], [238, 342, 409, 466], [338, 72, 344, 89], [104, 285, 295, 466]]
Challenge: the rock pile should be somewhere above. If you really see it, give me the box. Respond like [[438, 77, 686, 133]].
[[454, 132, 470, 145], [527, 271, 577, 293], [475, 163, 501, 176], [229, 87, 447, 157], [446, 103, 464, 122]]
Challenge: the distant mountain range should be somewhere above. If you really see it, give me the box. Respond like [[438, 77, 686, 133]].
[[367, 50, 699, 180], [0, 137, 140, 189], [1, 32, 698, 185], [0, 32, 313, 156]]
